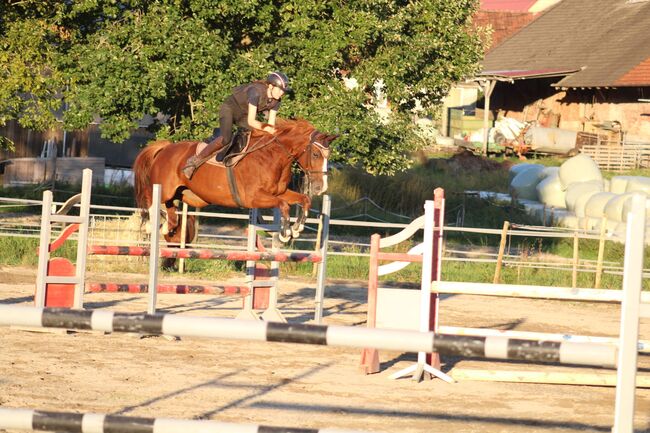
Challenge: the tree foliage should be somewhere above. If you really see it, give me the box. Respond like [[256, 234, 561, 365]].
[[0, 0, 486, 174]]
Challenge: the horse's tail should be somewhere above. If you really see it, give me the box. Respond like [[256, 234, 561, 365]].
[[133, 140, 171, 212]]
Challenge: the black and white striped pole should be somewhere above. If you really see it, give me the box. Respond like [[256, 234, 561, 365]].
[[0, 407, 368, 433], [0, 305, 617, 368]]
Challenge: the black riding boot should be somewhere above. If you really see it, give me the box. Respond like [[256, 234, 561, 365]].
[[183, 140, 222, 179]]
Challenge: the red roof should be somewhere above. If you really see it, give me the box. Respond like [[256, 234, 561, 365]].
[[615, 57, 650, 86], [480, 0, 538, 11], [474, 10, 537, 50]]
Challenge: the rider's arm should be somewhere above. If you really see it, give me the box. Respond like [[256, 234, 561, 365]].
[[267, 109, 278, 126], [247, 103, 275, 133]]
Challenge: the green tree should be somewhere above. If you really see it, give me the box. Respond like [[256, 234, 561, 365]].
[[0, 0, 486, 174]]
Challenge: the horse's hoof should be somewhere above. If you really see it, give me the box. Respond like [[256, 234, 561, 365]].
[[144, 222, 152, 234], [278, 232, 291, 243], [291, 228, 301, 238]]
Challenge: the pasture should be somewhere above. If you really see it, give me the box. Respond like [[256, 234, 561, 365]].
[[1, 266, 649, 433]]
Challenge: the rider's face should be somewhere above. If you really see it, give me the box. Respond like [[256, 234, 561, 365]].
[[270, 85, 285, 100]]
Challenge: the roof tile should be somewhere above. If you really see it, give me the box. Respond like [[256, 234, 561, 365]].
[[481, 0, 650, 87]]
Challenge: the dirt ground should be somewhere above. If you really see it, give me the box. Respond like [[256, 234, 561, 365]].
[[0, 265, 649, 433]]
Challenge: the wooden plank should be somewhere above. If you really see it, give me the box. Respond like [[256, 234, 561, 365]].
[[450, 369, 650, 388]]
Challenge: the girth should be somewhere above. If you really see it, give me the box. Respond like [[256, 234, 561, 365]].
[[226, 165, 244, 208]]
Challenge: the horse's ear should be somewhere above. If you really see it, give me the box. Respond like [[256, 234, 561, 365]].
[[325, 134, 340, 146]]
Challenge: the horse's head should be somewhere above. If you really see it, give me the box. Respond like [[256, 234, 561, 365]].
[[274, 119, 338, 196]]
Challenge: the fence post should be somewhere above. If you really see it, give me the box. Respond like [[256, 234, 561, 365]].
[[494, 221, 510, 284], [595, 217, 607, 289], [572, 231, 579, 289], [179, 202, 188, 274]]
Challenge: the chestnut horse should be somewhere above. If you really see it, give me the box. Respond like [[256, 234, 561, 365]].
[[133, 118, 337, 242]]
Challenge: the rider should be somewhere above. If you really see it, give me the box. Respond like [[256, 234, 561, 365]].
[[183, 71, 292, 178]]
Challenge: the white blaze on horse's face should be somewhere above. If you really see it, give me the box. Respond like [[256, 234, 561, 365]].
[[322, 158, 328, 194]]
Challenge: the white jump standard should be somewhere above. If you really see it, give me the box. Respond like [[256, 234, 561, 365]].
[[0, 305, 618, 367]]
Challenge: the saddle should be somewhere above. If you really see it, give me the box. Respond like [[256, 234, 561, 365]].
[[196, 130, 252, 168]]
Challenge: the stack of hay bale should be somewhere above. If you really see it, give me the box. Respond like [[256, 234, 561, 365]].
[[509, 154, 650, 239]]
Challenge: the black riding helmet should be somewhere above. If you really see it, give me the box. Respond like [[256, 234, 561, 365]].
[[267, 71, 292, 93]]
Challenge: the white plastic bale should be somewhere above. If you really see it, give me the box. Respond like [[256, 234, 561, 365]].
[[564, 180, 604, 211], [604, 193, 637, 223], [536, 173, 567, 208], [541, 166, 560, 179], [622, 194, 650, 222], [585, 192, 618, 218], [607, 219, 621, 232], [558, 154, 603, 190], [556, 213, 579, 229], [510, 165, 546, 200], [609, 176, 636, 194], [578, 216, 600, 231], [509, 163, 544, 182], [524, 126, 578, 154], [574, 189, 602, 218], [612, 222, 627, 240], [625, 176, 650, 194]]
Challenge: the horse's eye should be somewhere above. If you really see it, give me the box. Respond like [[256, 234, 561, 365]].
[[312, 151, 320, 158]]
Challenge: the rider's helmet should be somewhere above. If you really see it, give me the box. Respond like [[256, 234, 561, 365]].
[[266, 71, 292, 93]]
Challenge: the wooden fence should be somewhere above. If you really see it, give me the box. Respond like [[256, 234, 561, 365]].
[[580, 139, 650, 171]]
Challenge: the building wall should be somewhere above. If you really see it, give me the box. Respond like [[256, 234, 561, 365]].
[[0, 157, 105, 186], [490, 81, 650, 140], [0, 121, 90, 160], [0, 120, 155, 168]]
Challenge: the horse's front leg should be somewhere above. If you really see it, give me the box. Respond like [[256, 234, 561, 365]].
[[248, 193, 293, 242], [276, 190, 311, 238], [163, 201, 180, 236]]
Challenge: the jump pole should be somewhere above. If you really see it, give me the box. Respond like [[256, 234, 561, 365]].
[[0, 305, 619, 368], [0, 407, 368, 433]]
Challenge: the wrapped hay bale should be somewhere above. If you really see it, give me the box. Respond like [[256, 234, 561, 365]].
[[585, 192, 617, 218], [541, 166, 560, 178], [625, 177, 650, 194], [554, 212, 579, 229], [574, 189, 602, 218], [604, 193, 637, 223], [558, 154, 602, 190], [609, 176, 636, 194], [509, 163, 543, 183], [621, 193, 649, 222], [564, 180, 603, 212], [536, 173, 566, 208], [578, 216, 601, 231], [510, 165, 545, 200]]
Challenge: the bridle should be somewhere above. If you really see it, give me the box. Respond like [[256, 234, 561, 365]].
[[278, 130, 329, 195]]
